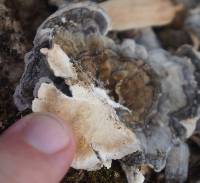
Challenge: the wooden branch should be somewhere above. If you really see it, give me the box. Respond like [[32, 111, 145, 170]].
[[100, 0, 183, 30]]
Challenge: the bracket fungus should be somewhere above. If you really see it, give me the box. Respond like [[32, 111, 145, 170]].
[[14, 2, 200, 183], [33, 44, 141, 170]]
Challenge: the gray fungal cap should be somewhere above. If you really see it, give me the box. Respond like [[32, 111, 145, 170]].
[[34, 2, 110, 46], [165, 142, 189, 183], [185, 7, 200, 39], [176, 0, 200, 9]]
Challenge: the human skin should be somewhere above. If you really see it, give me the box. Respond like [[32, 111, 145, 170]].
[[0, 113, 76, 183]]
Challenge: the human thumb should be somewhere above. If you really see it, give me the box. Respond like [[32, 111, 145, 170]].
[[0, 113, 76, 183]]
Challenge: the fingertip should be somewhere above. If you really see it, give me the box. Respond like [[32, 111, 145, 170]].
[[0, 113, 76, 183]]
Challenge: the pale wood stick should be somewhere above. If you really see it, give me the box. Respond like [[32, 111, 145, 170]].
[[100, 0, 183, 31]]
